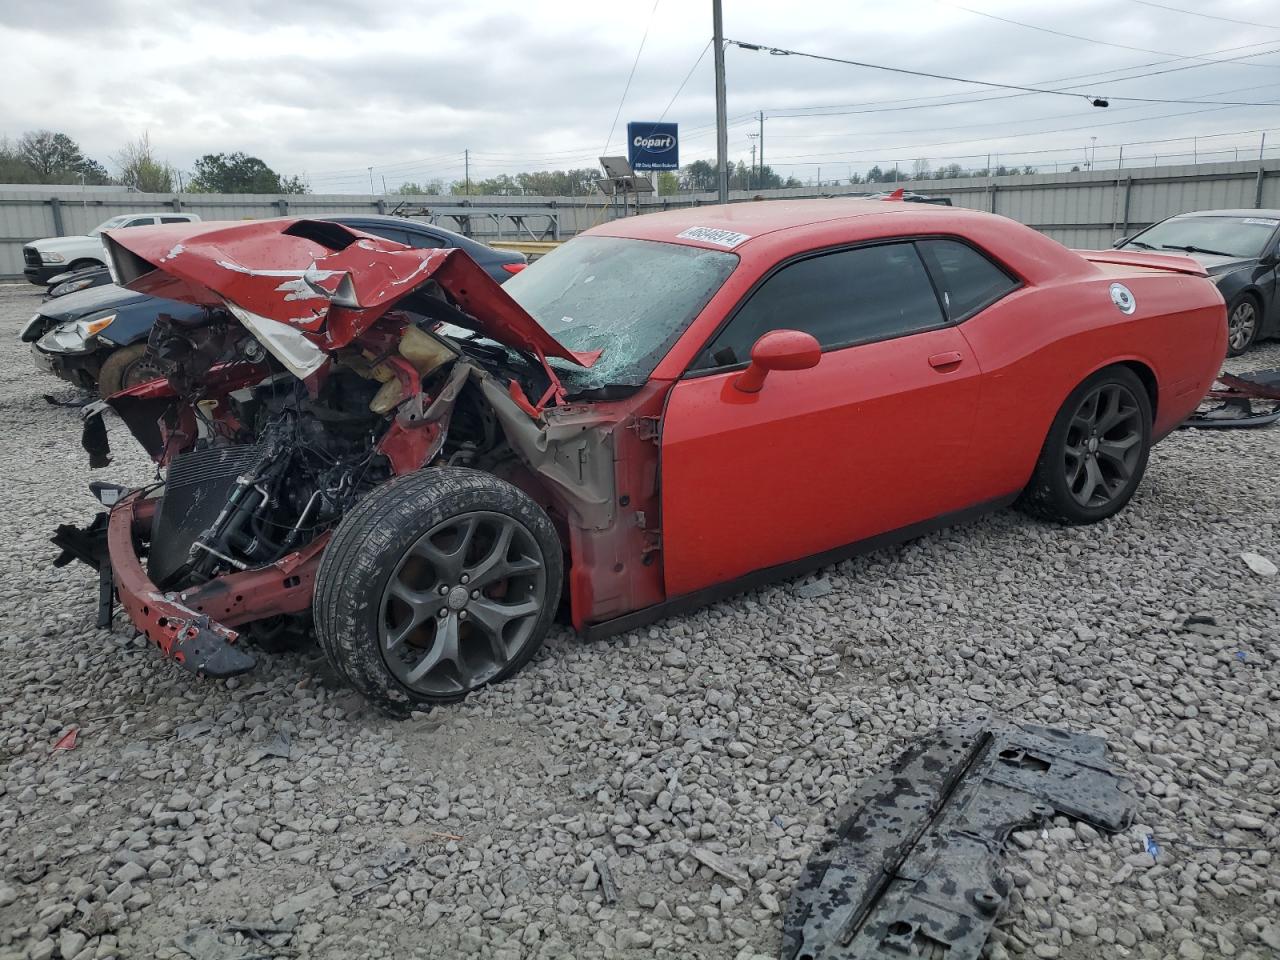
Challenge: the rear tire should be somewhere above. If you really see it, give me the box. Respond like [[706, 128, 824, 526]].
[[97, 344, 162, 395], [1016, 366, 1152, 525], [313, 467, 562, 717]]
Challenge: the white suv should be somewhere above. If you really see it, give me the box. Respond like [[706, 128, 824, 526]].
[[23, 212, 202, 285]]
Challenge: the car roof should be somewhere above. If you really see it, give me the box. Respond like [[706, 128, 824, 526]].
[[327, 213, 470, 242], [1171, 209, 1280, 219], [588, 198, 986, 249]]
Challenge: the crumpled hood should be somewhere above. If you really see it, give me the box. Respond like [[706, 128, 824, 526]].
[[102, 218, 597, 367], [37, 282, 149, 322]]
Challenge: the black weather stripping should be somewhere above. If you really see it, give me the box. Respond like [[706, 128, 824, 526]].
[[781, 718, 1134, 960]]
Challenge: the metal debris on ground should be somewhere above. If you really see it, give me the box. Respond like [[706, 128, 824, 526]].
[[781, 717, 1134, 960], [244, 730, 292, 766], [175, 919, 296, 960], [51, 727, 78, 751], [1182, 369, 1280, 429], [595, 856, 619, 904]]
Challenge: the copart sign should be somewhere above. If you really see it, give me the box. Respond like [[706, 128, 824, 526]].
[[627, 121, 679, 171]]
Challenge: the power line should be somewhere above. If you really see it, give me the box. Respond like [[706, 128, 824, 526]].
[[767, 81, 1280, 145], [727, 39, 1280, 107], [937, 1, 1280, 65], [767, 126, 1277, 169], [767, 116, 1276, 164], [602, 0, 661, 156], [764, 44, 1280, 120], [1125, 0, 1280, 30]]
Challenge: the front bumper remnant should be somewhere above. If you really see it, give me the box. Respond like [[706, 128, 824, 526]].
[[781, 718, 1134, 960], [57, 490, 328, 679], [1182, 369, 1280, 429]]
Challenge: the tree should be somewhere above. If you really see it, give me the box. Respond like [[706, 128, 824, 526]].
[[112, 132, 174, 192], [681, 160, 717, 192], [656, 171, 679, 195], [10, 130, 110, 184], [187, 152, 308, 194], [911, 158, 931, 179], [397, 179, 447, 195]]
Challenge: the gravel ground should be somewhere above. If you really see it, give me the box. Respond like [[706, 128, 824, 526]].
[[0, 280, 1277, 960]]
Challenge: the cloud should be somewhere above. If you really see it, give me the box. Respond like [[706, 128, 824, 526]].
[[2, 0, 1277, 190]]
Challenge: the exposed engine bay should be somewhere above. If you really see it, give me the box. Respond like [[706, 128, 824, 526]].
[[136, 304, 529, 595]]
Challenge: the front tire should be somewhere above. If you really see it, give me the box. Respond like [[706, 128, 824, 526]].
[[1226, 294, 1261, 357], [313, 467, 562, 716], [97, 344, 162, 395], [1016, 366, 1152, 525]]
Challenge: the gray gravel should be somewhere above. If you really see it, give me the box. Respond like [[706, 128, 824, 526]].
[[0, 280, 1278, 960]]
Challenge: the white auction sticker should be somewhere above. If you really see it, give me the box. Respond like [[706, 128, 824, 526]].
[[676, 226, 752, 248]]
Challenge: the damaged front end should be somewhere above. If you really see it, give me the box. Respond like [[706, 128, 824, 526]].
[[57, 218, 654, 679]]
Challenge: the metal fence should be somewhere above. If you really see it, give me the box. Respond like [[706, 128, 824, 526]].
[[2, 158, 1276, 280]]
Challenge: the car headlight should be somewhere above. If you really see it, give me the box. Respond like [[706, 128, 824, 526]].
[[53, 277, 96, 296], [76, 314, 116, 339], [41, 251, 66, 264]]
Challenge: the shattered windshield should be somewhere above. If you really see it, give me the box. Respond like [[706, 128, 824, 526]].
[[501, 236, 738, 389], [1124, 215, 1278, 259]]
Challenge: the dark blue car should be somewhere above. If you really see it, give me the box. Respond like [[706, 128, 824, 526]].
[[22, 215, 526, 394]]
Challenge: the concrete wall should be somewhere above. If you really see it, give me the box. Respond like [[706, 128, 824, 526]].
[[3, 159, 1277, 280]]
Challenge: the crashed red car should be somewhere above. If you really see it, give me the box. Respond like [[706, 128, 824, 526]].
[[54, 201, 1225, 714]]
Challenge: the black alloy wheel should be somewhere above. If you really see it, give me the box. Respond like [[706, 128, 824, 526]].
[[380, 510, 547, 696], [1016, 365, 1152, 525], [1062, 382, 1144, 509]]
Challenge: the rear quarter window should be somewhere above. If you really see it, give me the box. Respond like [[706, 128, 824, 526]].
[[917, 239, 1019, 321]]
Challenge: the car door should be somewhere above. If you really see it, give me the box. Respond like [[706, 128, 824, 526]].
[[659, 240, 984, 598]]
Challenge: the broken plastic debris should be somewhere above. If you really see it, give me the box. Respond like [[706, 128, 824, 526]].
[[1240, 552, 1278, 577], [52, 728, 78, 751], [793, 578, 833, 600], [1145, 835, 1160, 860]]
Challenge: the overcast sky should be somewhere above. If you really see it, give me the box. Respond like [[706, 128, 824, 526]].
[[2, 0, 1279, 191]]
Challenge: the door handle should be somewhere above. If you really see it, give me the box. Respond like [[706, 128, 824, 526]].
[[928, 351, 963, 370]]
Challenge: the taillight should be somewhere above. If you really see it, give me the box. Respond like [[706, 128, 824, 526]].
[[502, 262, 526, 274]]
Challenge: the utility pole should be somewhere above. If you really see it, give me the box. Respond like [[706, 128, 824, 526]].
[[712, 0, 729, 204], [381, 175, 388, 194], [752, 112, 762, 181], [749, 142, 756, 187], [1090, 136, 1097, 170], [465, 149, 471, 195], [368, 166, 374, 194]]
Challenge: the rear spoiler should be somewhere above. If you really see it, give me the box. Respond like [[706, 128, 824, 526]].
[[1074, 248, 1208, 277]]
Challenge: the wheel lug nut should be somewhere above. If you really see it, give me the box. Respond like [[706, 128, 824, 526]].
[[471, 590, 480, 599], [460, 574, 470, 584], [459, 611, 468, 620], [438, 608, 447, 618], [439, 585, 449, 595]]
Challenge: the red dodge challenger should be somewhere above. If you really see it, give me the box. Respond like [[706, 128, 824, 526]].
[[54, 200, 1225, 714]]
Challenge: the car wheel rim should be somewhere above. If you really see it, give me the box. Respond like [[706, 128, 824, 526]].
[[1228, 302, 1257, 351], [122, 357, 163, 388], [1063, 383, 1143, 509], [379, 510, 546, 696]]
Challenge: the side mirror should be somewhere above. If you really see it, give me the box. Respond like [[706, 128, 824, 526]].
[[733, 329, 821, 393]]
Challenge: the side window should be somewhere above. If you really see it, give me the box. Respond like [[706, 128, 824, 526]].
[[360, 226, 412, 246], [917, 239, 1018, 321], [699, 242, 944, 368], [406, 231, 447, 250], [160, 216, 188, 224], [122, 217, 155, 228]]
